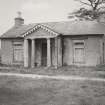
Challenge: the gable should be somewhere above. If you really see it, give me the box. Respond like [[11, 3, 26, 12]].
[[25, 28, 57, 39], [23, 24, 59, 38]]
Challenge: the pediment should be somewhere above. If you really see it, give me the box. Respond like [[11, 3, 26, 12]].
[[22, 24, 59, 38]]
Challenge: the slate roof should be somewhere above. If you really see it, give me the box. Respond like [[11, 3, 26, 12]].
[[1, 20, 105, 38], [0, 24, 37, 38], [44, 20, 105, 35]]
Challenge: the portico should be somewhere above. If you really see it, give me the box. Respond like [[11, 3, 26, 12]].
[[24, 38, 52, 68], [22, 24, 63, 68]]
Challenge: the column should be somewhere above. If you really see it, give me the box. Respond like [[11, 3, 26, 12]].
[[54, 37, 58, 68], [57, 37, 62, 67], [31, 39, 35, 68], [24, 39, 29, 67], [47, 38, 51, 67]]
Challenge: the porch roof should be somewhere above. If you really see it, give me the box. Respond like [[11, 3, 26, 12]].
[[1, 20, 105, 38]]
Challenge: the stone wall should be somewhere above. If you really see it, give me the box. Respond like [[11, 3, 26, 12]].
[[1, 39, 24, 65], [63, 36, 103, 66], [85, 36, 102, 66], [1, 39, 13, 65], [63, 37, 73, 66]]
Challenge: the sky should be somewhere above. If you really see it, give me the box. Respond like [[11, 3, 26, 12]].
[[0, 0, 81, 35]]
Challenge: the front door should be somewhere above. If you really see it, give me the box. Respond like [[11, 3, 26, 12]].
[[41, 42, 47, 66]]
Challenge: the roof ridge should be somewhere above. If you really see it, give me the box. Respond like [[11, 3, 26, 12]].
[[33, 20, 97, 24]]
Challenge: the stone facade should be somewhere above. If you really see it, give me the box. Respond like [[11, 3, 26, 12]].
[[1, 34, 104, 67], [63, 35, 104, 66], [1, 38, 24, 65]]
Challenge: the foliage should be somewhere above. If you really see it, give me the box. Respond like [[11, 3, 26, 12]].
[[69, 0, 105, 20]]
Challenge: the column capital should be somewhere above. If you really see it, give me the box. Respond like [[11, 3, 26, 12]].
[[31, 39, 35, 42], [31, 38, 36, 40], [47, 38, 50, 40], [24, 39, 28, 41], [32, 39, 35, 40]]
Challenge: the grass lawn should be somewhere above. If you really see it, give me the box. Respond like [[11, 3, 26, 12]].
[[0, 76, 105, 105], [1, 66, 105, 78]]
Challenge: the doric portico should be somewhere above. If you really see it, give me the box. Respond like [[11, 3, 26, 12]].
[[23, 24, 62, 68], [24, 38, 56, 68]]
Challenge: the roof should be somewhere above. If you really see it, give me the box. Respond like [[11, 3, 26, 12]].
[[0, 24, 36, 38], [43, 20, 105, 35], [1, 20, 105, 38]]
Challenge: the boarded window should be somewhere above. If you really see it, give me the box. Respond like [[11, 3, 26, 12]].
[[73, 40, 85, 63], [74, 48, 84, 63], [13, 41, 23, 62]]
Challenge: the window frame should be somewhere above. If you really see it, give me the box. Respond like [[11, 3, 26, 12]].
[[13, 41, 23, 63], [73, 40, 85, 64]]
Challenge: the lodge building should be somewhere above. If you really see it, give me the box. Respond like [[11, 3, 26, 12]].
[[1, 14, 105, 68]]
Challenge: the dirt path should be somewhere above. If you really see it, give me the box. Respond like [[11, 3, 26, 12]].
[[0, 72, 105, 82]]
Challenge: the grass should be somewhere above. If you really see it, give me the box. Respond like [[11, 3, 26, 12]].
[[0, 76, 105, 105], [1, 65, 105, 78]]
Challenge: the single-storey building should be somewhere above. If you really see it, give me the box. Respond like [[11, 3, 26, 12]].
[[1, 14, 105, 68]]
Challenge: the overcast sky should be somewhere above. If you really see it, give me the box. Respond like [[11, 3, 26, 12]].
[[0, 0, 81, 35]]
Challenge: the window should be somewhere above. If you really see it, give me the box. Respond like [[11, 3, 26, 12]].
[[13, 41, 23, 62], [73, 40, 85, 63]]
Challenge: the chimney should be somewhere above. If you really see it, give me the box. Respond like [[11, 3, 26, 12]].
[[14, 11, 24, 27]]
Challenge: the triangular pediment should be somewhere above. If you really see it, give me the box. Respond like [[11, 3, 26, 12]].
[[22, 24, 59, 38]]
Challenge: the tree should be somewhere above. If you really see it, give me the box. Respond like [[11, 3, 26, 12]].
[[68, 0, 105, 20]]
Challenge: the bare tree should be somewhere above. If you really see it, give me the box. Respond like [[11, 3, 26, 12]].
[[68, 0, 105, 20]]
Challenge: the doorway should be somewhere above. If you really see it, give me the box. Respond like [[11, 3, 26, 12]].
[[41, 42, 47, 66]]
